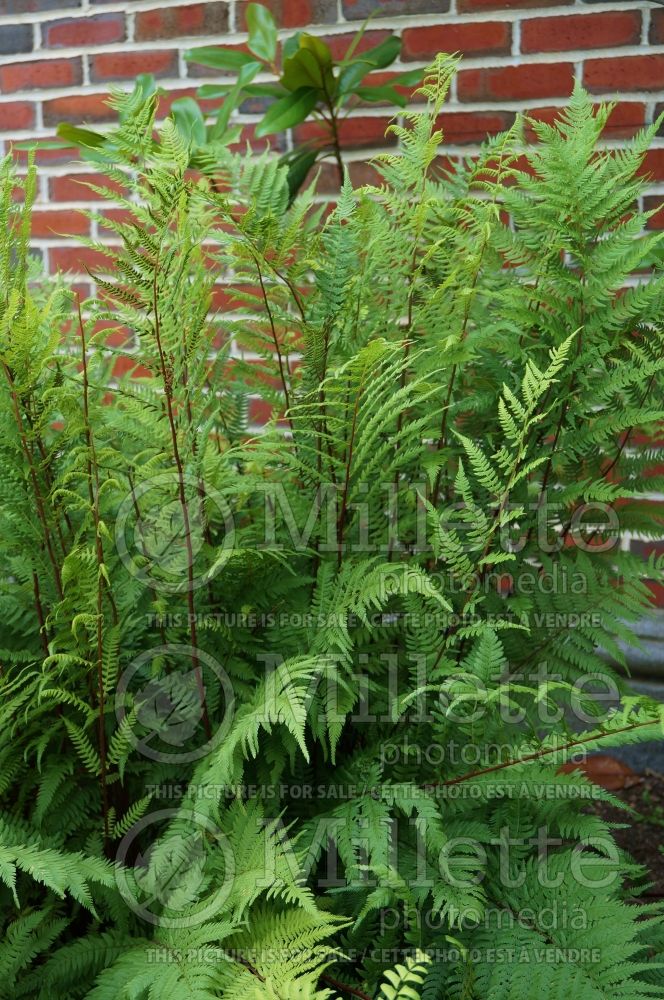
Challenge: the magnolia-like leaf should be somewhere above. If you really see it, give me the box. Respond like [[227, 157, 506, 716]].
[[338, 35, 402, 94], [355, 34, 401, 69], [184, 45, 258, 71], [283, 146, 319, 200], [255, 87, 319, 137], [354, 84, 407, 107], [55, 123, 107, 150], [282, 31, 303, 62], [281, 35, 333, 92], [246, 2, 277, 62]]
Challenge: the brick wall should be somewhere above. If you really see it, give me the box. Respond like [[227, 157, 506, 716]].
[[0, 0, 661, 284], [1, 0, 664, 624]]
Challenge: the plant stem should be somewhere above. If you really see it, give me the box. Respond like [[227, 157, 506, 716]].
[[76, 297, 112, 848], [151, 266, 212, 741], [2, 362, 64, 601]]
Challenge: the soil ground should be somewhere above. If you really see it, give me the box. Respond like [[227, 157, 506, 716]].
[[589, 772, 664, 897]]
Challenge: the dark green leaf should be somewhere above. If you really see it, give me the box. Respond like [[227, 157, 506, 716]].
[[355, 34, 401, 69], [338, 60, 372, 95], [299, 33, 333, 69], [354, 84, 407, 107], [282, 32, 303, 62], [242, 82, 289, 97], [390, 67, 426, 87], [338, 36, 402, 95], [283, 146, 319, 201], [281, 37, 334, 93], [209, 89, 241, 140], [246, 3, 277, 62], [55, 123, 107, 150], [238, 60, 263, 86], [184, 46, 257, 71], [281, 50, 324, 92], [255, 87, 319, 137]]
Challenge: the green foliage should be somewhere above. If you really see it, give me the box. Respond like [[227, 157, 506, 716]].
[[53, 4, 423, 200], [2, 58, 664, 1000]]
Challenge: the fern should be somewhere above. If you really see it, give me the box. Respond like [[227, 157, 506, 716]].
[[0, 59, 663, 1000]]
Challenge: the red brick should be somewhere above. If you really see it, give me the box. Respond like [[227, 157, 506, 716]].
[[403, 21, 511, 60], [294, 115, 396, 149], [187, 43, 252, 78], [438, 110, 516, 144], [155, 87, 222, 117], [13, 140, 74, 165], [42, 13, 125, 48], [459, 0, 569, 9], [238, 0, 338, 28], [50, 245, 113, 275], [210, 283, 258, 312], [248, 397, 272, 426], [90, 50, 177, 82], [459, 63, 574, 103], [526, 102, 646, 142], [584, 56, 664, 94], [111, 355, 152, 380], [31, 209, 89, 238], [650, 10, 664, 45], [315, 159, 384, 193], [98, 208, 136, 234], [0, 101, 35, 130], [322, 29, 391, 62], [644, 196, 664, 231], [646, 580, 664, 608], [227, 122, 288, 154], [0, 58, 82, 93], [640, 150, 664, 181], [632, 539, 664, 560], [602, 101, 647, 139], [522, 11, 641, 53], [43, 93, 114, 127], [135, 3, 228, 41], [50, 173, 124, 201]]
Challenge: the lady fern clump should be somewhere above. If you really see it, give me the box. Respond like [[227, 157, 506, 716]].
[[2, 57, 664, 999]]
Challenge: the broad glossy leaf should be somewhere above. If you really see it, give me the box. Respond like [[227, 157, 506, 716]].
[[184, 46, 257, 71], [354, 84, 407, 107], [355, 34, 401, 69], [283, 146, 319, 201], [338, 36, 402, 95], [170, 97, 206, 147], [299, 33, 333, 69], [391, 67, 426, 87], [282, 32, 302, 62], [242, 82, 289, 97], [55, 123, 107, 150], [338, 60, 372, 95], [246, 3, 277, 62], [281, 49, 327, 92], [255, 87, 318, 137], [209, 87, 241, 139]]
